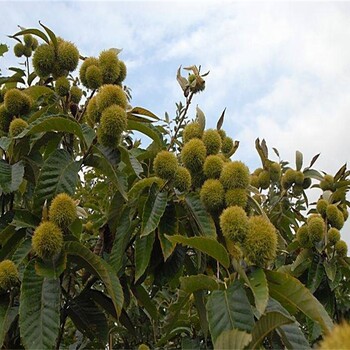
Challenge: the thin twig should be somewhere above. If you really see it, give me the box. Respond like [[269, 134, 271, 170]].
[[77, 89, 96, 123], [167, 91, 194, 151]]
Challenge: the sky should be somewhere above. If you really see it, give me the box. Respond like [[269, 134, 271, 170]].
[[1, 1, 350, 234]]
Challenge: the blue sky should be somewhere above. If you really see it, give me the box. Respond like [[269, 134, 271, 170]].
[[1, 2, 350, 187]]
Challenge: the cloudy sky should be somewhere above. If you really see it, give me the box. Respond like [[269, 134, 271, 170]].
[[1, 2, 350, 198]]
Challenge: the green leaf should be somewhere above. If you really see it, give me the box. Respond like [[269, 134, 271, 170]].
[[119, 146, 143, 178], [296, 151, 303, 171], [0, 228, 26, 261], [132, 285, 158, 321], [324, 260, 336, 282], [11, 238, 32, 266], [109, 207, 132, 273], [267, 298, 310, 350], [0, 160, 24, 194], [18, 115, 87, 149], [127, 120, 163, 147], [180, 274, 219, 294], [194, 290, 209, 338], [166, 235, 230, 268], [248, 268, 269, 315], [67, 294, 108, 344], [176, 66, 188, 92], [128, 176, 162, 202], [33, 149, 81, 210], [141, 185, 167, 237], [127, 106, 159, 120], [19, 261, 60, 350], [65, 241, 124, 316], [214, 328, 252, 350], [158, 203, 177, 260], [196, 105, 206, 131], [185, 193, 216, 237], [135, 232, 155, 282], [207, 280, 255, 343], [0, 298, 17, 348], [249, 311, 293, 349], [291, 249, 312, 272], [24, 86, 54, 100], [12, 209, 40, 228], [89, 145, 127, 200], [35, 253, 67, 279], [0, 44, 8, 57], [307, 257, 324, 293], [12, 28, 49, 44], [265, 270, 333, 334], [81, 124, 96, 149], [0, 137, 12, 152], [39, 21, 57, 49], [216, 108, 226, 131], [303, 169, 324, 181]]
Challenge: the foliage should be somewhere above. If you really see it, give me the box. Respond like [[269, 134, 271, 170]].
[[0, 24, 350, 349]]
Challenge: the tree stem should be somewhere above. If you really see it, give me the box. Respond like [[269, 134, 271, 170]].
[[167, 91, 194, 151]]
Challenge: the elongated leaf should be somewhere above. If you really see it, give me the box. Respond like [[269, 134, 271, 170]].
[[291, 248, 312, 272], [207, 280, 254, 343], [265, 270, 333, 333], [67, 295, 108, 344], [307, 256, 324, 293], [132, 285, 158, 321], [154, 245, 185, 286], [180, 274, 219, 294], [65, 241, 124, 316], [0, 160, 24, 194], [309, 153, 320, 168], [119, 146, 143, 178], [250, 312, 293, 349], [248, 268, 269, 315], [176, 66, 188, 92], [0, 137, 11, 152], [18, 115, 87, 148], [196, 106, 206, 131], [158, 203, 177, 260], [135, 232, 155, 282], [11, 238, 32, 266], [0, 228, 26, 260], [0, 298, 17, 348], [166, 235, 230, 268], [19, 261, 60, 350], [39, 21, 57, 48], [324, 260, 336, 282], [303, 169, 324, 181], [216, 108, 226, 131], [81, 124, 96, 149], [90, 146, 127, 200], [12, 28, 49, 43], [109, 207, 132, 274], [278, 323, 311, 350], [141, 185, 167, 237], [128, 176, 162, 202], [185, 193, 216, 237], [214, 328, 252, 350], [0, 44, 8, 57], [33, 149, 81, 210], [127, 120, 163, 147], [128, 106, 159, 120], [296, 151, 303, 171], [12, 209, 40, 228], [24, 86, 53, 100], [267, 298, 310, 350]]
